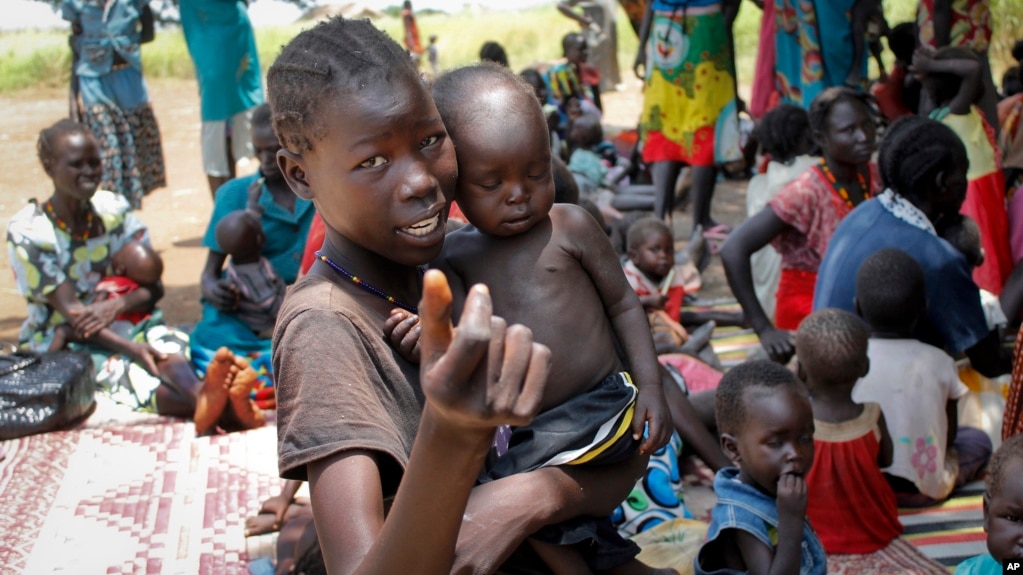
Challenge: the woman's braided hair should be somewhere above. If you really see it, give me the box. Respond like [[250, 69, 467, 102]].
[[266, 17, 420, 154], [878, 115, 966, 197]]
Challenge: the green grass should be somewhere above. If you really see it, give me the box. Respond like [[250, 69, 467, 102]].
[[2, 1, 1022, 95]]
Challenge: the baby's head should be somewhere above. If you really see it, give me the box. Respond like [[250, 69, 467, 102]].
[[983, 433, 1023, 562], [855, 247, 926, 336], [715, 360, 815, 497], [626, 217, 674, 282], [568, 112, 604, 151], [795, 308, 870, 392], [216, 210, 265, 263], [267, 17, 457, 267], [753, 103, 814, 164], [432, 63, 554, 237], [112, 240, 164, 286], [939, 214, 984, 268]]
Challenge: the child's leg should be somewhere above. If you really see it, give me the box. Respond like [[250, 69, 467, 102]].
[[952, 426, 993, 487], [154, 352, 204, 419], [48, 324, 74, 352]]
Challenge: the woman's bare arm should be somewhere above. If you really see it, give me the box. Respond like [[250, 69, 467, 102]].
[[720, 208, 793, 362]]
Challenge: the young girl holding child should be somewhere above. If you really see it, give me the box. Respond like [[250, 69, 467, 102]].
[[797, 308, 948, 573], [269, 17, 652, 575], [411, 62, 674, 574], [695, 359, 824, 575]]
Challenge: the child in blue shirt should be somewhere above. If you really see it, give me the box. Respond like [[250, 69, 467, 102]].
[[695, 360, 826, 575]]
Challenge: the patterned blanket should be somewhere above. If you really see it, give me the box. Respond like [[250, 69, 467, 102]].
[[0, 399, 279, 574]]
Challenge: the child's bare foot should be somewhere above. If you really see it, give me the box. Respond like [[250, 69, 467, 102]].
[[194, 347, 233, 435], [225, 355, 265, 430]]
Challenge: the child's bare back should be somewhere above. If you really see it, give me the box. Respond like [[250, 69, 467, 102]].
[[439, 202, 625, 409]]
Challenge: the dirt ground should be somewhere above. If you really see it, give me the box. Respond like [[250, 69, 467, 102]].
[[0, 77, 746, 344]]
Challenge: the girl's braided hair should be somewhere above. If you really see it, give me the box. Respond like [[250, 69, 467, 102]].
[[878, 115, 966, 197], [266, 17, 420, 154]]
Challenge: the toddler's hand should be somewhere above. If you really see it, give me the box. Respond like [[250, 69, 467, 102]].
[[776, 474, 808, 521], [384, 309, 422, 363], [634, 385, 673, 454], [417, 270, 549, 432]]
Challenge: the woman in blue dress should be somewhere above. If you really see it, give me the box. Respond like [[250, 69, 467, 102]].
[[62, 0, 166, 210]]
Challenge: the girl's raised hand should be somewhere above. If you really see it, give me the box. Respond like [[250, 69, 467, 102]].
[[417, 269, 549, 431]]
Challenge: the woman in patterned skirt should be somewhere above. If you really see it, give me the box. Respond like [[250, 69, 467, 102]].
[[62, 0, 166, 210], [634, 0, 742, 244]]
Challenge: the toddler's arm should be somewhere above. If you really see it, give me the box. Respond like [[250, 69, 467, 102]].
[[564, 205, 672, 452]]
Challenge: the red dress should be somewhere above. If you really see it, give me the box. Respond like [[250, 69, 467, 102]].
[[805, 402, 903, 554]]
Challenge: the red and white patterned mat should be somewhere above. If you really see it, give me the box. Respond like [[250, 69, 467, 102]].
[[0, 401, 280, 574]]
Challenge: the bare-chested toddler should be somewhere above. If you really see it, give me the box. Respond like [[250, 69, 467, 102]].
[[214, 209, 285, 338], [386, 62, 674, 574]]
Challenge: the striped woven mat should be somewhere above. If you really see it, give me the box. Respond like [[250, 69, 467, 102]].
[[0, 399, 279, 574], [899, 481, 988, 572]]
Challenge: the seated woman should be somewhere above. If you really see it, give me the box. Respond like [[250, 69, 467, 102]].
[[6, 119, 256, 430], [191, 103, 315, 388], [721, 87, 879, 363], [815, 115, 1011, 379]]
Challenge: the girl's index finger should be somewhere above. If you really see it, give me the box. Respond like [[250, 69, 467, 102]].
[[417, 269, 455, 364]]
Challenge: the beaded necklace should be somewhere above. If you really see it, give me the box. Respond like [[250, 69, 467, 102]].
[[818, 158, 870, 209], [316, 250, 421, 314], [43, 200, 94, 241]]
